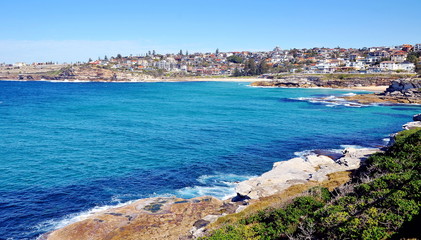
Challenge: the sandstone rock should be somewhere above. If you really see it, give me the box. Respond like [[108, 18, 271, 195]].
[[44, 196, 223, 240], [235, 148, 379, 199], [403, 121, 421, 130]]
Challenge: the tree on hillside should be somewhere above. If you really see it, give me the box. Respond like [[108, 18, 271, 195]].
[[227, 55, 243, 63], [216, 48, 219, 55], [257, 60, 269, 75], [244, 59, 257, 76], [104, 55, 108, 61], [88, 58, 92, 62], [407, 52, 420, 64], [116, 54, 122, 59], [186, 50, 189, 56], [152, 50, 156, 55], [232, 67, 242, 77]]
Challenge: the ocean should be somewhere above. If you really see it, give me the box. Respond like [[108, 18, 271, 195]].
[[0, 81, 419, 239]]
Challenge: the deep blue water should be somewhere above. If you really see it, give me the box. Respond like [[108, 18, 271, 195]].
[[0, 81, 419, 239]]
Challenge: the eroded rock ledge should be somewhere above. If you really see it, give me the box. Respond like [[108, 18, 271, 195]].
[[235, 147, 380, 199], [41, 196, 240, 240]]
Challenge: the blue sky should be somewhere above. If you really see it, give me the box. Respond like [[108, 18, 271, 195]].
[[1, 0, 420, 63]]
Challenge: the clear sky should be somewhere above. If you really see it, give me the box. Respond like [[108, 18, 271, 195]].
[[1, 0, 420, 63]]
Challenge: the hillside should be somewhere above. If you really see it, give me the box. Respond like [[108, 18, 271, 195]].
[[201, 128, 421, 240]]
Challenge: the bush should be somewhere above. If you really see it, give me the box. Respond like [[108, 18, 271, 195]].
[[202, 129, 421, 239]]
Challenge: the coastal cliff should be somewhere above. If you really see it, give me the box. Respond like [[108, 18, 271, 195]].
[[0, 65, 155, 82], [40, 132, 414, 239]]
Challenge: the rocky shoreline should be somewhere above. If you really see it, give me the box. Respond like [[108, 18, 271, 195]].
[[249, 74, 410, 89], [343, 79, 421, 104], [252, 77, 421, 105], [39, 142, 401, 239]]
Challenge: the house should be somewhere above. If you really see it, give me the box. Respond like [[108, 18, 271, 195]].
[[401, 44, 413, 52], [13, 62, 27, 67], [391, 51, 407, 62], [380, 61, 415, 71], [414, 44, 421, 52], [346, 60, 366, 70]]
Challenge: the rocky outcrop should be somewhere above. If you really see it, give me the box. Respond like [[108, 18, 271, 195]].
[[343, 79, 421, 104], [250, 77, 317, 88], [41, 196, 241, 240], [403, 114, 421, 130], [385, 79, 421, 93], [1, 65, 154, 82], [235, 148, 380, 199], [250, 75, 402, 89], [403, 121, 421, 130]]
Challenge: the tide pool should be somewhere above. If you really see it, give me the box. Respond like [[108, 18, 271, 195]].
[[0, 81, 419, 239]]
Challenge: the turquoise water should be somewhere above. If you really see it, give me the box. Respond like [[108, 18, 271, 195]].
[[0, 81, 419, 239]]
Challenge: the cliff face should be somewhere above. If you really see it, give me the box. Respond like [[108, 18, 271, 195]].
[[0, 65, 154, 82]]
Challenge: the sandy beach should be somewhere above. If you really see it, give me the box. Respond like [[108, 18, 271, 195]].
[[350, 85, 388, 92], [143, 77, 263, 83]]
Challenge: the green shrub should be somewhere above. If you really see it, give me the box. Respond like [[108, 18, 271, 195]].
[[203, 129, 421, 239]]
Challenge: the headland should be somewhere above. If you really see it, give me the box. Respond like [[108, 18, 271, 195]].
[[40, 115, 421, 240]]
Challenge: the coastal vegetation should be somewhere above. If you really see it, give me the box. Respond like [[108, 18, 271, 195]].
[[201, 128, 421, 240]]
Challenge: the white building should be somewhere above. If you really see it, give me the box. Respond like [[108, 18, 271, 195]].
[[346, 60, 366, 70], [391, 52, 407, 62], [380, 61, 415, 72], [13, 62, 27, 67], [414, 44, 421, 52]]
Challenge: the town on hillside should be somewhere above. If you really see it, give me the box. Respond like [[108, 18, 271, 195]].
[[1, 43, 421, 78]]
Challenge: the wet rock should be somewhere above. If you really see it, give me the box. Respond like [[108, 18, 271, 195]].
[[413, 114, 421, 121]]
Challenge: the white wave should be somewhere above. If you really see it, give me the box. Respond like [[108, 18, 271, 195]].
[[382, 138, 391, 144], [291, 95, 367, 108], [294, 148, 345, 161], [177, 173, 255, 200], [342, 93, 357, 96], [293, 149, 315, 159], [33, 172, 255, 238], [176, 185, 236, 200], [340, 144, 377, 150]]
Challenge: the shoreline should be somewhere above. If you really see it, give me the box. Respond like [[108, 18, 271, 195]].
[[0, 78, 389, 95], [0, 77, 260, 83], [40, 112, 421, 239], [41, 141, 388, 240]]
